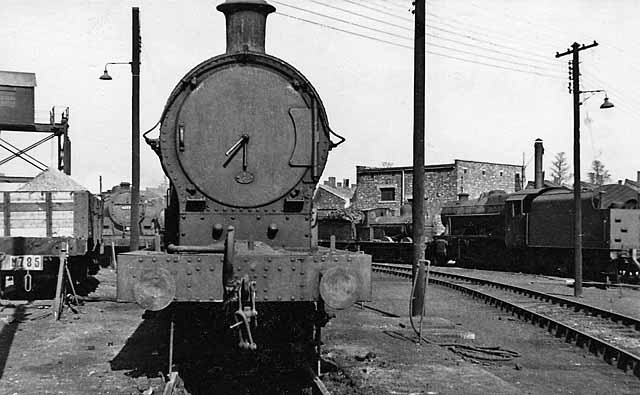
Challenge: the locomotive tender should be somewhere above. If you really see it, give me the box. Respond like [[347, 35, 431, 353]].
[[117, 0, 371, 362], [440, 187, 640, 281]]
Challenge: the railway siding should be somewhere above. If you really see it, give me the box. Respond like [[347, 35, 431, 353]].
[[372, 263, 640, 379], [433, 266, 640, 320]]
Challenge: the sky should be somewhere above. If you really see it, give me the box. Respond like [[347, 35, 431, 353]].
[[0, 0, 639, 193]]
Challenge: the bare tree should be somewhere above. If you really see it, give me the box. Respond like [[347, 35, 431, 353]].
[[550, 152, 571, 186], [588, 159, 611, 186]]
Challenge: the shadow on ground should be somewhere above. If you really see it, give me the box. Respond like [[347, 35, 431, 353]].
[[110, 306, 318, 394], [0, 304, 26, 380]]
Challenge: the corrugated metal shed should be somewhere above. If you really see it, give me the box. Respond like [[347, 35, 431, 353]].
[[0, 70, 36, 87]]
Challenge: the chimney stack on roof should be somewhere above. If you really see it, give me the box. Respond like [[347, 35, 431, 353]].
[[534, 138, 544, 189], [343, 178, 349, 188], [328, 176, 336, 187], [637, 171, 640, 182]]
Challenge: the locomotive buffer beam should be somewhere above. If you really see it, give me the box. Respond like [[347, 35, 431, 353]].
[[116, 250, 371, 312]]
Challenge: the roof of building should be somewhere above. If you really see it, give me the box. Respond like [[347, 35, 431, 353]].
[[625, 179, 640, 192], [454, 159, 523, 168], [317, 183, 354, 201], [357, 159, 521, 174], [18, 168, 87, 191], [595, 183, 639, 208], [0, 70, 36, 87], [525, 180, 565, 189], [357, 164, 455, 174]]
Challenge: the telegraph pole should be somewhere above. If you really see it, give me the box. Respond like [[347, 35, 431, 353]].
[[411, 0, 426, 316], [130, 7, 141, 251], [555, 41, 598, 297]]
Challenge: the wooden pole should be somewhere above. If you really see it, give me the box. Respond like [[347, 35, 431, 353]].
[[411, 0, 426, 316]]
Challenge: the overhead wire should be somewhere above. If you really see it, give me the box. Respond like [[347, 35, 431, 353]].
[[344, 0, 414, 22], [435, 0, 640, 129], [334, 0, 562, 69], [276, 1, 564, 76], [357, 0, 567, 76], [274, 12, 564, 80], [428, 0, 565, 56]]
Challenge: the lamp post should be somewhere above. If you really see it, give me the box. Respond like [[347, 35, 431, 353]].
[[100, 7, 141, 251], [556, 42, 613, 297]]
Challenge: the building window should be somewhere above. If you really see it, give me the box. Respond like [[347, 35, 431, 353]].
[[499, 170, 504, 176], [463, 168, 468, 174], [482, 169, 486, 176], [380, 187, 396, 202]]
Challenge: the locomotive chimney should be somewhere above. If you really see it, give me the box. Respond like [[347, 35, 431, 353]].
[[534, 138, 544, 189], [217, 0, 275, 54]]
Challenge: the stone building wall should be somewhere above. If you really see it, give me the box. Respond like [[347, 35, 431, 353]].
[[455, 160, 522, 199], [314, 187, 348, 212], [354, 160, 522, 238]]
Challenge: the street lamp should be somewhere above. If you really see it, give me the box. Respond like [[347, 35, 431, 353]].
[[572, 89, 613, 296], [99, 62, 131, 80], [581, 89, 614, 109], [99, 7, 141, 251]]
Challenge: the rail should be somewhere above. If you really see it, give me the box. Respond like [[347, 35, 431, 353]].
[[372, 263, 640, 378]]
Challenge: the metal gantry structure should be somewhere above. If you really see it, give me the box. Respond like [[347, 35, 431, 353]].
[[0, 106, 71, 176]]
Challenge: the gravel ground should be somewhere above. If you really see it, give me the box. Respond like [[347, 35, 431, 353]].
[[1, 270, 639, 394], [322, 273, 640, 395]]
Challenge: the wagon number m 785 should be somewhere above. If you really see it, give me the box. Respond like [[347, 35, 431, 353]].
[[0, 255, 43, 271]]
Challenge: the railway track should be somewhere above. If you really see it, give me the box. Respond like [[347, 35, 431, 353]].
[[161, 364, 331, 394], [372, 262, 640, 379]]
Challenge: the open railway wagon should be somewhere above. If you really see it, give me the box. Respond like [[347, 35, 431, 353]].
[[0, 169, 102, 298], [440, 186, 640, 281], [102, 182, 164, 251], [116, 0, 371, 386]]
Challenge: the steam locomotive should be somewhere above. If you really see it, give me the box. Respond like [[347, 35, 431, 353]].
[[439, 186, 640, 281], [102, 182, 164, 251], [116, 0, 371, 372]]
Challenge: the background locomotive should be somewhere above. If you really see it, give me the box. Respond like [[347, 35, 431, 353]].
[[116, 0, 371, 376], [102, 182, 164, 252], [439, 142, 640, 282]]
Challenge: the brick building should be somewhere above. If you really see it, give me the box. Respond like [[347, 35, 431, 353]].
[[313, 177, 355, 217], [353, 160, 523, 237]]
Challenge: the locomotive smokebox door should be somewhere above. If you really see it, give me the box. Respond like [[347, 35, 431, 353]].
[[171, 66, 321, 208]]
